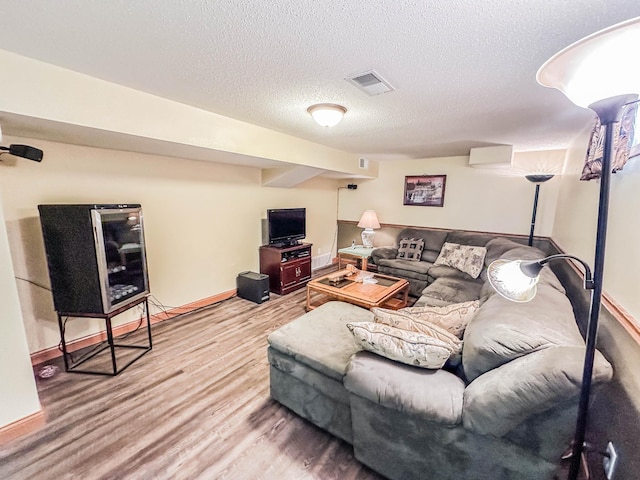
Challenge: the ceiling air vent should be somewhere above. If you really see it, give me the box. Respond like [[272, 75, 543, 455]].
[[346, 70, 395, 96], [359, 157, 369, 169]]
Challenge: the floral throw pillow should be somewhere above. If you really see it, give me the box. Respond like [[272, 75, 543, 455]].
[[434, 242, 487, 279], [371, 307, 462, 353], [401, 300, 480, 338], [347, 321, 453, 369], [396, 238, 424, 262]]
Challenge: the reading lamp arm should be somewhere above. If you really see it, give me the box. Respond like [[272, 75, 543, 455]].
[[521, 254, 594, 290]]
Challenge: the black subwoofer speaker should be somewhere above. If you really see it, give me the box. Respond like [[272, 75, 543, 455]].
[[236, 271, 270, 304]]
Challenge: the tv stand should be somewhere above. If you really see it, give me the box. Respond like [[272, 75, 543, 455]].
[[259, 243, 312, 295]]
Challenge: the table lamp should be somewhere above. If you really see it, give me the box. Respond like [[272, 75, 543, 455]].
[[357, 210, 380, 248]]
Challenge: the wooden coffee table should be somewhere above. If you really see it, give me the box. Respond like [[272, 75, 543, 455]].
[[306, 269, 409, 311]]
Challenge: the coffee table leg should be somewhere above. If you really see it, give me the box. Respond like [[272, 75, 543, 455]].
[[401, 284, 409, 308]]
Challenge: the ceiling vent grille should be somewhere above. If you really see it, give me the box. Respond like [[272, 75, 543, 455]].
[[346, 70, 395, 96]]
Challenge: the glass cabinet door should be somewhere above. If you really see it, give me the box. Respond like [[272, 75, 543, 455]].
[[92, 207, 149, 312]]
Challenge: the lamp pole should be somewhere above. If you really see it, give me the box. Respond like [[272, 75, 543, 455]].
[[567, 94, 635, 480], [525, 174, 554, 247]]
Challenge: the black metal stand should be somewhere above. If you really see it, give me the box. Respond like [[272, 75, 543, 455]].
[[566, 94, 636, 480], [57, 296, 153, 376]]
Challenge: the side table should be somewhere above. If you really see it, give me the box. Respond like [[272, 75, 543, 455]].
[[338, 246, 375, 271], [57, 296, 153, 376]]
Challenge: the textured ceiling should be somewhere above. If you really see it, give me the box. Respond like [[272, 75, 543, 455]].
[[1, 1, 639, 162]]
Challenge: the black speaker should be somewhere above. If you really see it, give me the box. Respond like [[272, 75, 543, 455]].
[[236, 271, 270, 304]]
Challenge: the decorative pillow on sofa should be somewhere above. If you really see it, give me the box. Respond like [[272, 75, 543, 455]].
[[434, 242, 487, 279], [346, 321, 453, 369], [371, 307, 462, 352], [396, 238, 425, 262], [401, 300, 480, 338]]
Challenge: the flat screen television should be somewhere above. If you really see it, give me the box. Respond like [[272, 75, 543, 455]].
[[267, 208, 306, 247]]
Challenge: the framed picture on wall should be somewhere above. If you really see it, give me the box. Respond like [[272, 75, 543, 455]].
[[403, 175, 446, 207]]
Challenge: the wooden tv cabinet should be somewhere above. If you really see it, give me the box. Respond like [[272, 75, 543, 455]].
[[259, 243, 312, 295]]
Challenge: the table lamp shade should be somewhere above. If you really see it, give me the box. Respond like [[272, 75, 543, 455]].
[[357, 210, 380, 229], [357, 210, 380, 248]]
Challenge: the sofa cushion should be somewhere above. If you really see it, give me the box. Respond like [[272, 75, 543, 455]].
[[400, 300, 480, 338], [435, 242, 487, 279], [483, 237, 526, 267], [416, 277, 484, 307], [397, 238, 424, 261], [463, 346, 613, 436], [267, 301, 371, 381], [345, 351, 465, 424], [347, 321, 454, 369], [375, 258, 432, 276], [371, 307, 463, 349], [462, 285, 584, 382], [427, 264, 476, 282]]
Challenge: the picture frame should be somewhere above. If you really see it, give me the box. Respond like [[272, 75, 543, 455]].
[[403, 175, 446, 207]]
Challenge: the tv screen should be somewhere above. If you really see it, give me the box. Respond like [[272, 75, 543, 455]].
[[268, 208, 306, 246]]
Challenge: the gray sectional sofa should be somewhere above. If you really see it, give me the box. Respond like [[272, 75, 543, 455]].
[[372, 228, 496, 299], [267, 234, 613, 480]]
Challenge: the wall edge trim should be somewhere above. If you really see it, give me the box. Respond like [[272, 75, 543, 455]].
[[0, 410, 45, 445]]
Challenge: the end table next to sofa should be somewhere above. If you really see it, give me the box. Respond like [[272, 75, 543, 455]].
[[337, 246, 375, 271]]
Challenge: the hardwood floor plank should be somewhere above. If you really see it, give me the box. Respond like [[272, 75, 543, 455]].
[[0, 281, 384, 480]]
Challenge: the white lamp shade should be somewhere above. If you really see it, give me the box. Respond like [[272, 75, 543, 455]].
[[307, 103, 347, 127], [537, 16, 640, 108], [487, 259, 539, 303], [357, 210, 380, 229]]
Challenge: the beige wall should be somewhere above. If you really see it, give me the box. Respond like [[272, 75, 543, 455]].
[[0, 194, 41, 428], [553, 125, 640, 322], [0, 135, 340, 355], [338, 153, 561, 238]]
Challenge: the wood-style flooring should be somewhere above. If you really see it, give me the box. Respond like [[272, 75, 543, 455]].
[[0, 278, 384, 480]]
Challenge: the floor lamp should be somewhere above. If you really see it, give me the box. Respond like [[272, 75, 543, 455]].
[[493, 17, 640, 480], [525, 174, 554, 246]]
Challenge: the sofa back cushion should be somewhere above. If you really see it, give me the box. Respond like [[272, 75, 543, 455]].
[[444, 231, 494, 247], [463, 346, 612, 436], [462, 284, 584, 382]]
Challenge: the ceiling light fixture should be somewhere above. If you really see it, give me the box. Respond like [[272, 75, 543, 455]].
[[307, 103, 347, 127]]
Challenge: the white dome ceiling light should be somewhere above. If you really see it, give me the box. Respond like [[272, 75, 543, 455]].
[[307, 103, 347, 127]]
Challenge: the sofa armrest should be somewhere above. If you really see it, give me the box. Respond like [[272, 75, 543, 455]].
[[371, 247, 398, 263], [462, 346, 612, 437]]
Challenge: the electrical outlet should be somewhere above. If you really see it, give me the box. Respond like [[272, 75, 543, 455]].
[[603, 441, 618, 480]]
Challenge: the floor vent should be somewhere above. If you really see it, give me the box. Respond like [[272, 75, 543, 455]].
[[346, 70, 395, 96], [312, 253, 332, 271]]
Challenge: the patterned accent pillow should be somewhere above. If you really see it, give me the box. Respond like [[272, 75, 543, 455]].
[[371, 307, 462, 353], [401, 300, 480, 338], [434, 242, 487, 279], [396, 238, 424, 262], [346, 321, 453, 369]]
